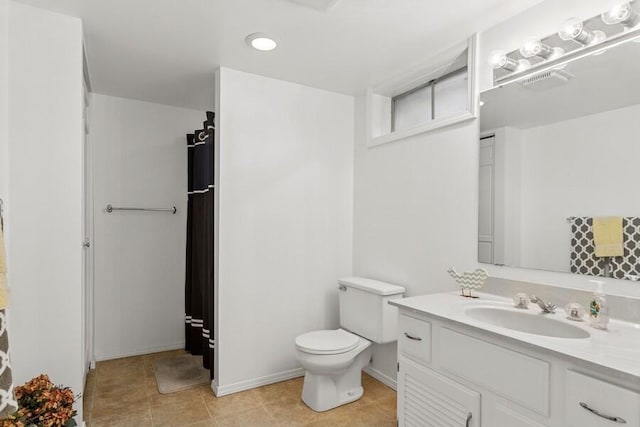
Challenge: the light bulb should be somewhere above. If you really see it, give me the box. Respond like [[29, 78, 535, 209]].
[[520, 37, 544, 58], [601, 2, 640, 27], [488, 50, 517, 70], [487, 51, 530, 73], [520, 37, 564, 60], [559, 18, 585, 40], [558, 17, 606, 45], [516, 59, 531, 72]]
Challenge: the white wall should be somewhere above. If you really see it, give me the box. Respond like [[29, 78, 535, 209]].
[[90, 94, 203, 360], [215, 68, 354, 394], [352, 0, 629, 385], [7, 0, 85, 419], [353, 96, 479, 384], [503, 104, 640, 272]]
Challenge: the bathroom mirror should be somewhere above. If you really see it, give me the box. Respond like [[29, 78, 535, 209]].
[[478, 37, 640, 281]]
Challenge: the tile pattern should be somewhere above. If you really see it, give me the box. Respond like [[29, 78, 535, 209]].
[[84, 350, 396, 427]]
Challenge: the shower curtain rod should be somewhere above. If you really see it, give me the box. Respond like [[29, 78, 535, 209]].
[[106, 204, 177, 214]]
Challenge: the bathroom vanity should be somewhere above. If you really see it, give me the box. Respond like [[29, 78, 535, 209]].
[[390, 292, 640, 427]]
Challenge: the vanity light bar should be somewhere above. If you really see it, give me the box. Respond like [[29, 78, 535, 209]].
[[490, 1, 640, 86], [495, 25, 640, 86]]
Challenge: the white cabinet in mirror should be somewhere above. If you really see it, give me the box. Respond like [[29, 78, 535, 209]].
[[366, 35, 478, 148], [478, 33, 640, 282]]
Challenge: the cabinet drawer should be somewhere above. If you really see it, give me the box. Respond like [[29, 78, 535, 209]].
[[398, 314, 431, 365], [566, 370, 640, 427]]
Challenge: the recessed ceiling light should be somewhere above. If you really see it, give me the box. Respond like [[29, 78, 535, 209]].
[[246, 33, 278, 51]]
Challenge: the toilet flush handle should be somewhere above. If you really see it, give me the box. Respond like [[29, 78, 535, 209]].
[[338, 285, 347, 291]]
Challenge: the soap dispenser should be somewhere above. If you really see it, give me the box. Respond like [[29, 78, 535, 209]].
[[589, 280, 609, 330]]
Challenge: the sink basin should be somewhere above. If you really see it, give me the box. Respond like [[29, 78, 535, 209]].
[[465, 307, 591, 339]]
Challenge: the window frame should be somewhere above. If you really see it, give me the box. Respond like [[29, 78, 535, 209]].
[[366, 34, 479, 148]]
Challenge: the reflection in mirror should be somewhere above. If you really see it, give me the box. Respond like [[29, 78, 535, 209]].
[[478, 38, 640, 282]]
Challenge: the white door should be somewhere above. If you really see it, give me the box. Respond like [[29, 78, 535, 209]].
[[478, 135, 495, 264]]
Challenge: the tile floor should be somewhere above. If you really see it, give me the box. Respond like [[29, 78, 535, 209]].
[[83, 350, 397, 427]]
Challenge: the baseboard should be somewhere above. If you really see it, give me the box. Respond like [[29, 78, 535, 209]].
[[363, 366, 397, 391], [94, 342, 185, 361], [213, 367, 305, 397]]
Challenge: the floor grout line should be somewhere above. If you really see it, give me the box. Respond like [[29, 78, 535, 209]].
[[144, 360, 155, 427], [200, 393, 216, 424]]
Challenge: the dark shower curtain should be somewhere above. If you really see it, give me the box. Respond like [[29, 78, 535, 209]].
[[185, 111, 215, 379]]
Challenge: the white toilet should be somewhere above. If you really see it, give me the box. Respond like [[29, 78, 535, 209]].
[[294, 277, 405, 412]]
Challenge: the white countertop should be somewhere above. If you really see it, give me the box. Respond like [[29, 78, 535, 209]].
[[390, 292, 640, 380]]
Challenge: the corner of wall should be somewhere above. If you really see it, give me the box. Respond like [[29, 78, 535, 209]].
[[213, 66, 220, 384], [7, 1, 85, 416]]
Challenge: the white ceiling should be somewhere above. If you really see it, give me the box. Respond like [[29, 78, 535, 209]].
[[17, 0, 542, 110]]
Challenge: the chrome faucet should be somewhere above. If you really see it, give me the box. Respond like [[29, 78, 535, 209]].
[[530, 295, 557, 314]]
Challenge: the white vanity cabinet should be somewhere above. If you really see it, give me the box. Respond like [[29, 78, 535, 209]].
[[395, 310, 640, 427]]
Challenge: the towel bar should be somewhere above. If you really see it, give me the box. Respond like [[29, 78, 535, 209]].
[[106, 204, 177, 214]]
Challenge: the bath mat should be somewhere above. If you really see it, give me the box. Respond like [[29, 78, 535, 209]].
[[153, 354, 210, 394]]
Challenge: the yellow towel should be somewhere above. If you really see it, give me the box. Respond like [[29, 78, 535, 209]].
[[593, 217, 624, 257], [0, 227, 7, 309]]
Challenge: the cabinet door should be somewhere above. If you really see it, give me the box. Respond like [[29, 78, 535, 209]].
[[398, 358, 480, 427]]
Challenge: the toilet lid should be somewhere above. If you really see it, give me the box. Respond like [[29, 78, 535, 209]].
[[295, 329, 360, 355]]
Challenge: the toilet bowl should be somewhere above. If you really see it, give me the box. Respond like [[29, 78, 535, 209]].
[[294, 277, 405, 412], [295, 329, 372, 412]]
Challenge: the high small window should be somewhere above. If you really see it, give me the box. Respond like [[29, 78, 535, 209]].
[[392, 67, 467, 132], [392, 82, 433, 132], [367, 36, 478, 147]]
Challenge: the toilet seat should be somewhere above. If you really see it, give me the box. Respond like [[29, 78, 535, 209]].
[[295, 329, 359, 355]]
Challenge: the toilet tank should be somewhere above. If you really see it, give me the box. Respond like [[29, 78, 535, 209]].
[[338, 277, 405, 344]]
